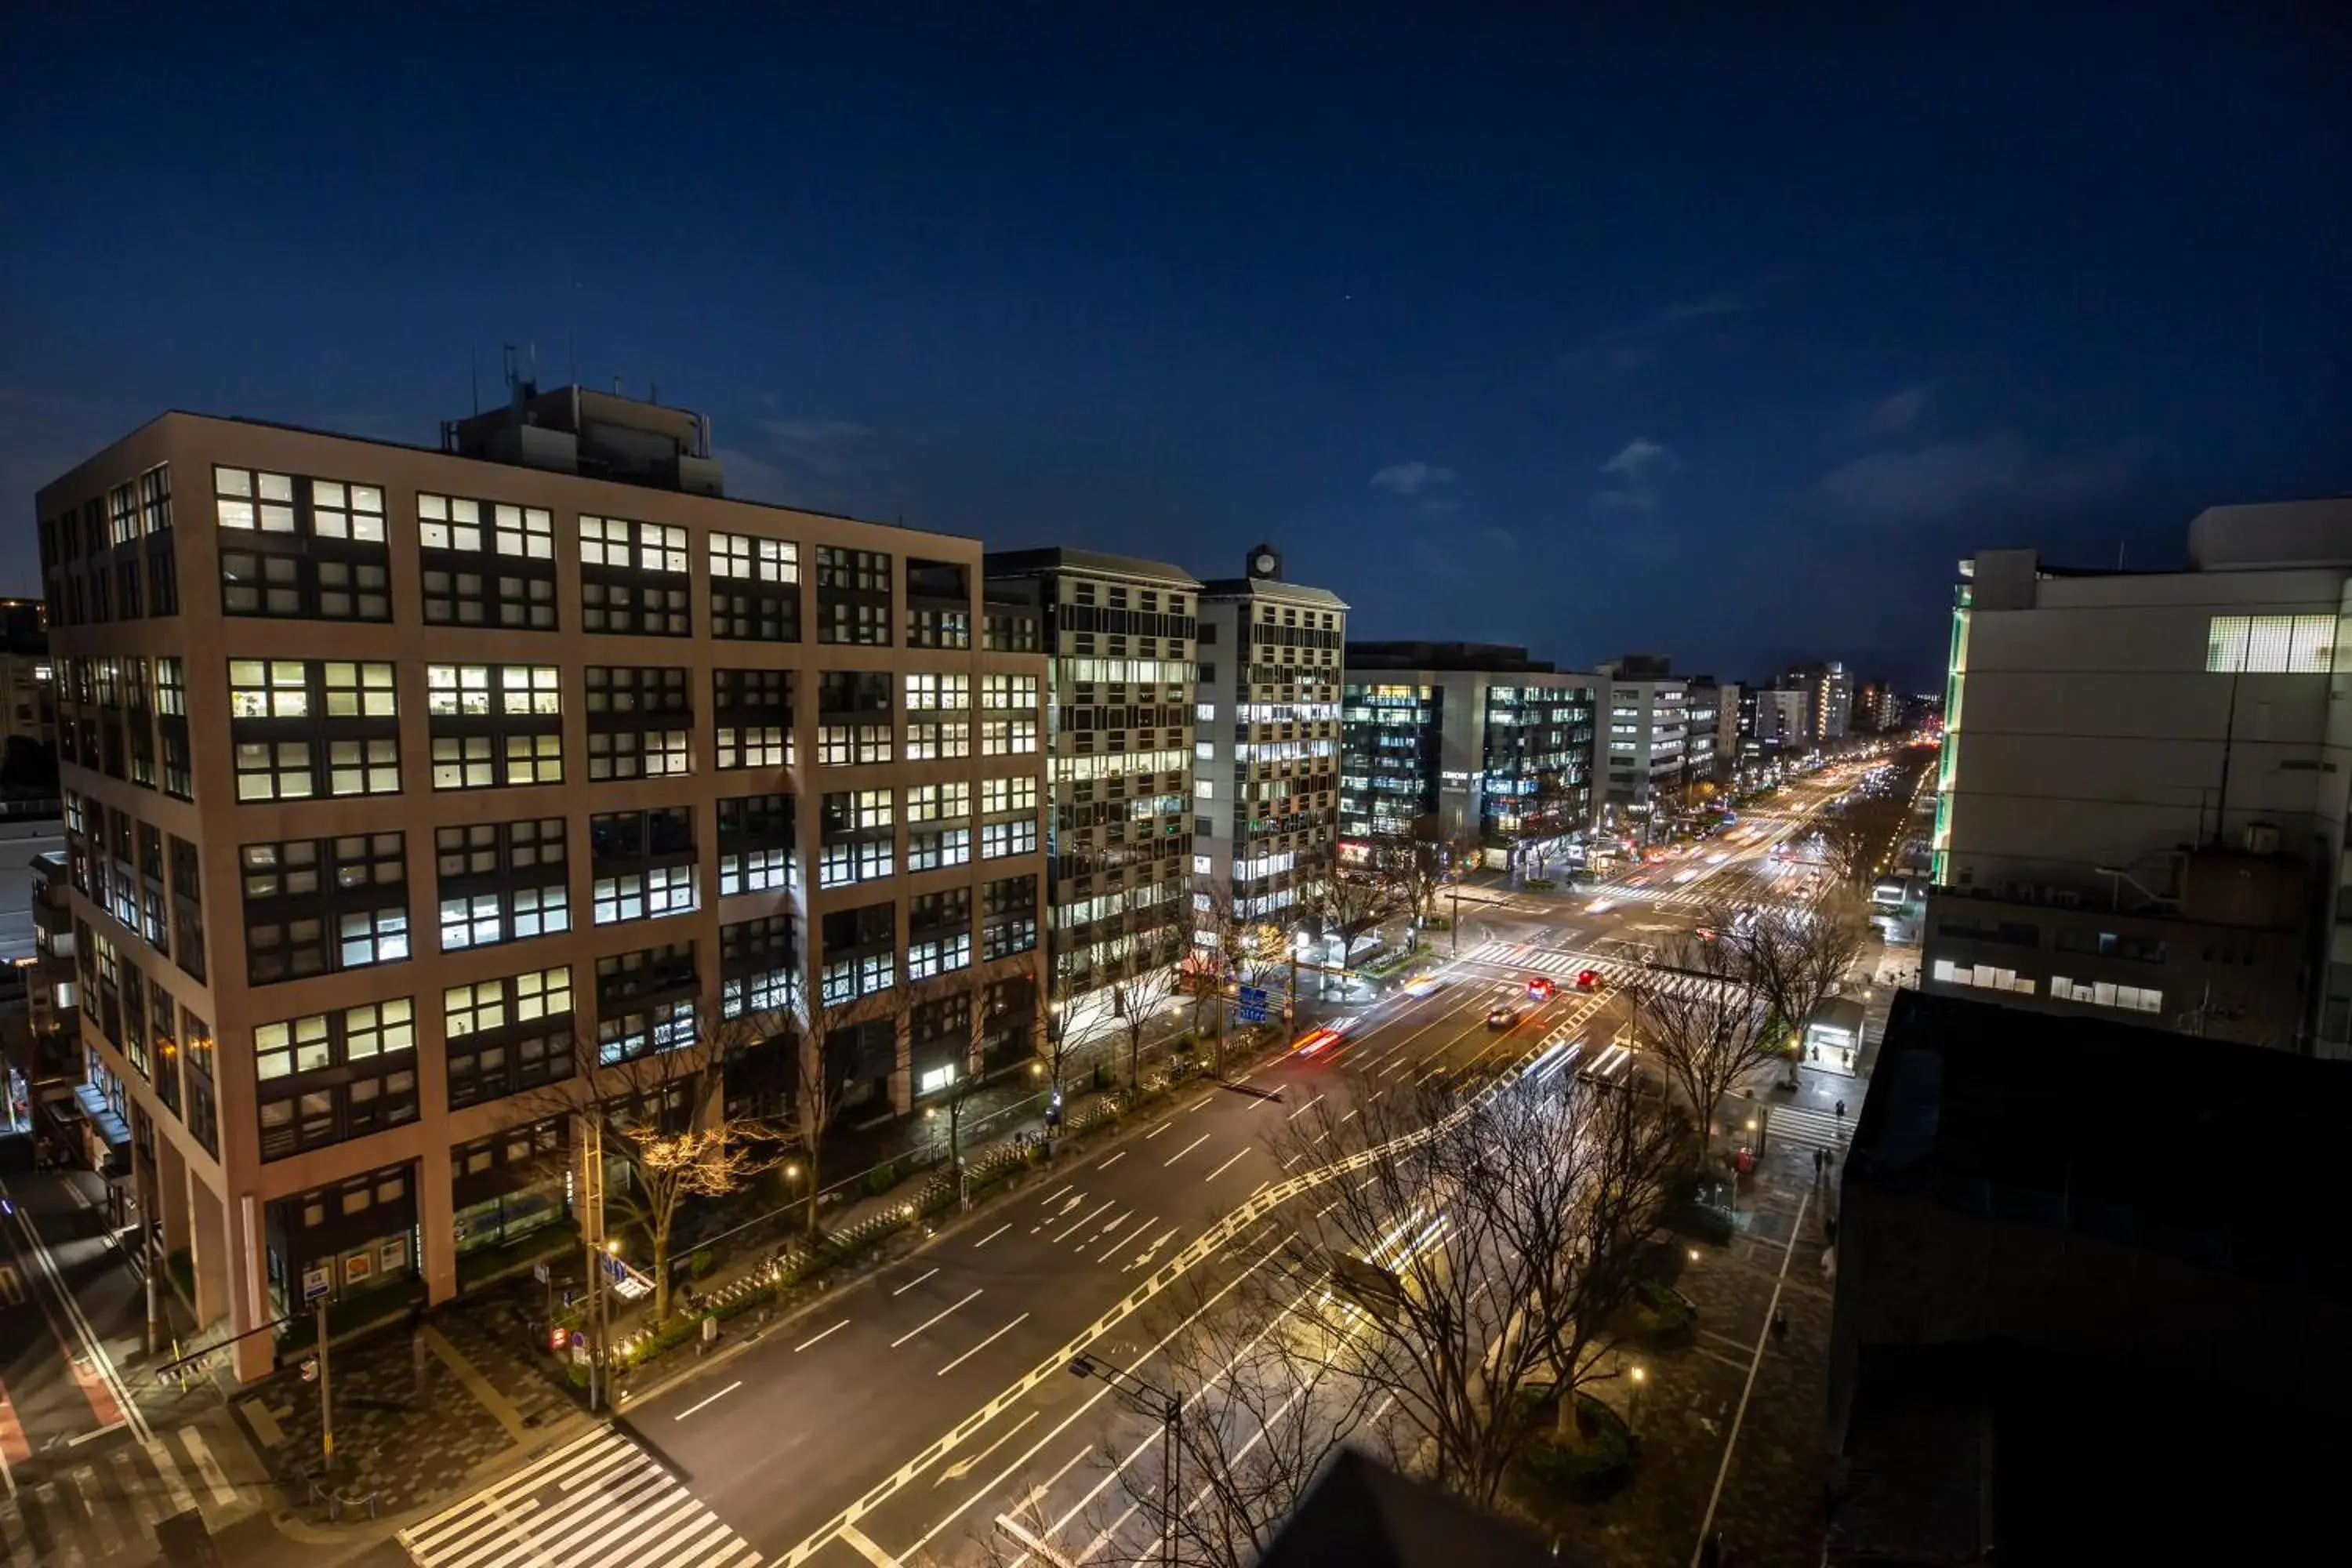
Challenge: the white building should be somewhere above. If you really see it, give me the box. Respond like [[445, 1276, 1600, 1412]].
[[1592, 657, 1688, 840], [1928, 499, 2352, 1053], [1192, 546, 1346, 921]]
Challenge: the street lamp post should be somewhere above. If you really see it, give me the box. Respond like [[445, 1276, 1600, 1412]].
[[1070, 1354, 1182, 1568]]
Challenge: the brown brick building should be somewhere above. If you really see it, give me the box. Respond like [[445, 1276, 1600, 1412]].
[[35, 386, 1047, 1381]]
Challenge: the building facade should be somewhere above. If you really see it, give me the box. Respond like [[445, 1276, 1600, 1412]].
[[38, 391, 1048, 1380], [1592, 656, 1689, 839], [1339, 644, 1594, 871], [1781, 660, 1853, 746], [1927, 501, 2352, 1054], [1193, 547, 1345, 920], [982, 550, 1197, 1036]]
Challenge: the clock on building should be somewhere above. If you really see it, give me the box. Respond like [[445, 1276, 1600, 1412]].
[[1247, 544, 1282, 579]]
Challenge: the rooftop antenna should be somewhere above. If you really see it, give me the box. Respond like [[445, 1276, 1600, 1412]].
[[650, 379, 659, 405], [568, 329, 577, 387], [470, 345, 480, 416]]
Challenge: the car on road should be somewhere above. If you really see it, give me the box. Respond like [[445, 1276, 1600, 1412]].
[[1486, 1003, 1523, 1029], [1526, 976, 1557, 1000], [1574, 968, 1602, 991], [1402, 974, 1445, 998], [1291, 1018, 1356, 1058]]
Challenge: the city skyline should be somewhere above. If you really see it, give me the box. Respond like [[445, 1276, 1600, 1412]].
[[6, 7, 2348, 690]]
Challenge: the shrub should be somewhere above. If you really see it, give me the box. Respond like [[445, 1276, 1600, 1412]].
[[1521, 1396, 1636, 1501], [688, 1248, 716, 1279], [1525, 877, 1556, 891], [865, 1161, 898, 1196], [1632, 1279, 1697, 1345]]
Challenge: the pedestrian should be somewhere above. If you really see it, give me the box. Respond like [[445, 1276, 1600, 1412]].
[[1834, 1098, 1846, 1120], [1771, 1306, 1788, 1345], [1811, 1147, 1824, 1175], [1700, 1530, 1723, 1568], [1824, 1214, 1839, 1245]]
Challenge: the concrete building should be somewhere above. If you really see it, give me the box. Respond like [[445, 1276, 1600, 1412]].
[[981, 550, 1198, 1036], [1926, 499, 2352, 1054], [1338, 643, 1595, 871], [0, 597, 53, 765], [1592, 655, 1688, 840], [1193, 546, 1345, 920], [1851, 678, 1902, 734], [1781, 659, 1853, 746], [36, 385, 1048, 1381]]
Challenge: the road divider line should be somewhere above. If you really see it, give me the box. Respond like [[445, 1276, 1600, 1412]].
[[891, 1267, 940, 1298], [1097, 1150, 1127, 1170], [793, 1320, 851, 1352], [1284, 1092, 1327, 1122], [973, 1224, 1011, 1249], [1203, 1149, 1250, 1184], [891, 1290, 983, 1348], [938, 1313, 1031, 1377], [672, 1381, 742, 1421], [1160, 1133, 1211, 1167]]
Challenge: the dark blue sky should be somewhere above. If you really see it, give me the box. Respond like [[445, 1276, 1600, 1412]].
[[5, 5, 2346, 688]]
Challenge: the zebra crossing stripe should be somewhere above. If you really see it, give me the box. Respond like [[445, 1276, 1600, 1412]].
[[143, 1433, 198, 1517], [399, 1425, 757, 1568]]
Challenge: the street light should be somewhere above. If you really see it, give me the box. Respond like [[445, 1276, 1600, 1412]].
[[1070, 1354, 1182, 1568], [1628, 1363, 1648, 1435]]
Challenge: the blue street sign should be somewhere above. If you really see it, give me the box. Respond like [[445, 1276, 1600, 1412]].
[[1237, 1004, 1269, 1024], [1239, 986, 1269, 1008]]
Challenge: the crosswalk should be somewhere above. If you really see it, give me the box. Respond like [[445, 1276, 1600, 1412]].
[[0, 1421, 245, 1567], [1734, 1102, 1852, 1154], [398, 1423, 757, 1568], [1459, 941, 1747, 1007]]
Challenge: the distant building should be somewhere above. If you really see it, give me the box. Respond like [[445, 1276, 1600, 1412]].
[[1850, 678, 1902, 734], [1682, 674, 1739, 795], [1929, 500, 2352, 1054], [1780, 659, 1853, 745], [1339, 643, 1595, 871], [1829, 988, 2350, 1563], [982, 550, 1199, 1033], [1192, 546, 1345, 919], [1592, 656, 1688, 840], [0, 597, 54, 766]]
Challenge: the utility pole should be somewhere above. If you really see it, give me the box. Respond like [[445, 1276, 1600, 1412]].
[[143, 1158, 162, 1356], [315, 1294, 334, 1480], [579, 1114, 606, 1412]]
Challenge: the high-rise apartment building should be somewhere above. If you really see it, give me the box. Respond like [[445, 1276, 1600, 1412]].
[[1592, 656, 1689, 839], [38, 386, 1048, 1381], [1926, 500, 2352, 1054], [1339, 643, 1594, 871], [1780, 660, 1853, 746], [982, 550, 1197, 1036], [1193, 548, 1345, 919]]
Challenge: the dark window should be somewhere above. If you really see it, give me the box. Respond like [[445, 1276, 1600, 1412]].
[[418, 493, 558, 629], [253, 1000, 419, 1161], [213, 466, 391, 622], [580, 515, 691, 635], [240, 833, 408, 985]]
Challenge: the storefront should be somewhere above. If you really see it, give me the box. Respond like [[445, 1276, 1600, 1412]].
[[263, 1159, 420, 1322], [450, 1117, 571, 1255]]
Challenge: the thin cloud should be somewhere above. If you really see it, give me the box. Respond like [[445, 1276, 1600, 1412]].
[[1856, 383, 1934, 438], [1595, 437, 1676, 511], [761, 417, 873, 481], [1812, 433, 2142, 527], [1563, 295, 1744, 372], [1370, 461, 1457, 496]]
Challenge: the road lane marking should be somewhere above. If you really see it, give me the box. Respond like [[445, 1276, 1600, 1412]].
[[1203, 1149, 1250, 1184], [891, 1290, 983, 1348], [673, 1381, 742, 1421], [1144, 1122, 1173, 1139], [793, 1319, 850, 1352], [938, 1411, 1038, 1484], [1097, 1150, 1127, 1170], [973, 1224, 1011, 1249], [1284, 1093, 1327, 1122], [840, 1523, 905, 1567], [891, 1267, 940, 1298], [1160, 1133, 1210, 1167], [1037, 1184, 1075, 1206], [1049, 1200, 1115, 1242], [937, 1313, 1031, 1377]]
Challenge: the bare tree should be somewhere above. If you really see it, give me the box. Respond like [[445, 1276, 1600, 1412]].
[[1110, 940, 1185, 1091], [1311, 870, 1402, 971], [1048, 1271, 1393, 1568], [524, 1025, 783, 1323], [794, 985, 897, 1236], [1261, 1060, 1683, 1506], [1512, 768, 1578, 881], [1371, 815, 1450, 924], [1725, 898, 1869, 1073], [1624, 931, 1779, 1149]]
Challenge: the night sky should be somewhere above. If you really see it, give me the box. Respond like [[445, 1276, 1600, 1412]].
[[4, 5, 2346, 689]]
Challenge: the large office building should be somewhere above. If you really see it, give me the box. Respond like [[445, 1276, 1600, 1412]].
[[1926, 499, 2352, 1054], [1592, 655, 1690, 839], [1192, 548, 1346, 921], [37, 383, 1049, 1381], [982, 550, 1197, 1037], [1782, 659, 1853, 746], [1339, 643, 1595, 871]]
